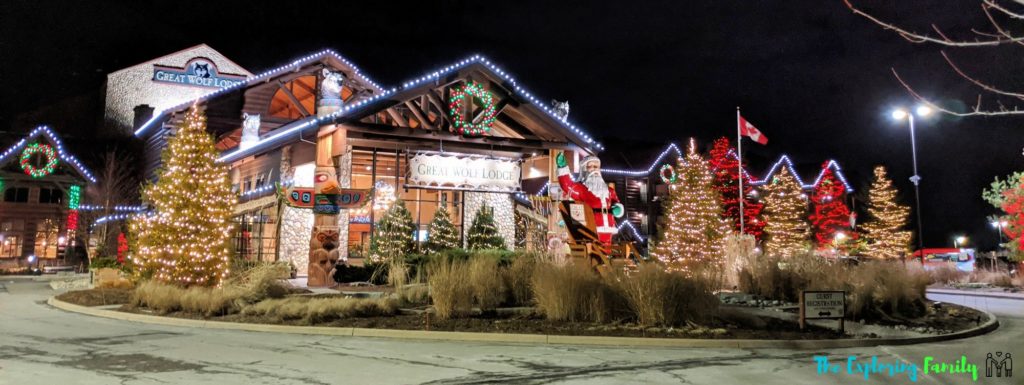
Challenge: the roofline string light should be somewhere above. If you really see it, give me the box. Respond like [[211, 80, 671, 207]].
[[0, 126, 97, 183], [617, 220, 646, 242], [134, 50, 385, 137], [139, 52, 603, 162]]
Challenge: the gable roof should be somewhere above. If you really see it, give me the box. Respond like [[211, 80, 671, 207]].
[[601, 143, 854, 191], [0, 126, 97, 183], [133, 49, 385, 137], [134, 49, 605, 160], [108, 43, 253, 78]]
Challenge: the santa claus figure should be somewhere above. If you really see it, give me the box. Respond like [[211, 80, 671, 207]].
[[555, 152, 624, 249]]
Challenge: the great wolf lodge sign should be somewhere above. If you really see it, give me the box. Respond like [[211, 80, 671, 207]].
[[153, 58, 247, 88], [408, 152, 521, 192]]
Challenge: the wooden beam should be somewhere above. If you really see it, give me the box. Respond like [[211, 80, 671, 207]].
[[426, 89, 453, 129], [385, 108, 409, 127], [276, 80, 312, 117], [404, 100, 434, 130], [341, 122, 574, 152]]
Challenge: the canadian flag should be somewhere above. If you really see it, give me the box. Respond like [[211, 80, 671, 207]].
[[739, 115, 768, 145]]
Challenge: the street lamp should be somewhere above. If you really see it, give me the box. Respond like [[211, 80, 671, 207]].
[[892, 105, 931, 252], [990, 219, 1008, 244], [953, 235, 967, 249]]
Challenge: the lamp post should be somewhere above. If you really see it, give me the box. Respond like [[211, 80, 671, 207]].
[[892, 106, 931, 252], [990, 219, 1007, 245], [953, 235, 967, 249]]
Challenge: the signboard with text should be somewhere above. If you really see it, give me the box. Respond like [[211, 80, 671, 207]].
[[802, 291, 845, 319], [407, 152, 521, 192], [153, 58, 247, 88]]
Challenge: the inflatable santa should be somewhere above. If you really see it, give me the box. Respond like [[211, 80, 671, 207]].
[[555, 152, 624, 249]]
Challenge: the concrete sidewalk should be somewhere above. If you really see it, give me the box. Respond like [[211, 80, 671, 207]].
[[927, 287, 1024, 301]]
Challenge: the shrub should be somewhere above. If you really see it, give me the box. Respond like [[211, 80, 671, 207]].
[[333, 263, 378, 284], [397, 284, 430, 306], [132, 262, 291, 316], [613, 265, 718, 326], [531, 261, 624, 322], [504, 252, 537, 306], [468, 255, 507, 311], [929, 264, 963, 285], [241, 297, 398, 324], [427, 257, 472, 320], [966, 271, 1014, 287]]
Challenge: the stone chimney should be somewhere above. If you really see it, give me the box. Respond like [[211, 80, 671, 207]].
[[132, 104, 155, 132]]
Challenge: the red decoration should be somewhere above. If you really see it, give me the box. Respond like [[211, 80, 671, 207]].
[[708, 137, 765, 240], [65, 211, 79, 232], [809, 162, 854, 247], [117, 233, 128, 263]]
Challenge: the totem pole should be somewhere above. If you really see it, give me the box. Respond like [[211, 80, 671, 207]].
[[307, 69, 347, 287]]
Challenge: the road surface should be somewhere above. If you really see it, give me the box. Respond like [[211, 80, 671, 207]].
[[0, 280, 1019, 384]]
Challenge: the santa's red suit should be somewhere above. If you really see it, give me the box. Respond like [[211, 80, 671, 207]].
[[557, 158, 621, 249]]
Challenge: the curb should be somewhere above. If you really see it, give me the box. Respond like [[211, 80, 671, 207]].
[[46, 297, 1000, 349], [927, 288, 1024, 301]]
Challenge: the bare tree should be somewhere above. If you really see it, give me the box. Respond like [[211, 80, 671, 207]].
[[83, 149, 140, 258], [845, 0, 1024, 116]]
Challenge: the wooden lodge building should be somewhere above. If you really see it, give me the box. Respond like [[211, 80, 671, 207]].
[[121, 45, 605, 274], [0, 127, 96, 269]]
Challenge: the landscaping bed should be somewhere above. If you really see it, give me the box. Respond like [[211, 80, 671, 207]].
[[56, 286, 987, 340]]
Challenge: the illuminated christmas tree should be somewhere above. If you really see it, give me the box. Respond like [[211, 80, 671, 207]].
[[708, 137, 765, 240], [425, 205, 460, 253], [131, 106, 235, 286], [467, 203, 505, 250], [808, 163, 852, 248], [861, 166, 913, 259], [652, 140, 728, 273], [371, 200, 415, 260], [761, 167, 810, 257]]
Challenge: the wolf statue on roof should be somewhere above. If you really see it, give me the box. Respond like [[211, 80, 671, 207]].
[[555, 152, 624, 251]]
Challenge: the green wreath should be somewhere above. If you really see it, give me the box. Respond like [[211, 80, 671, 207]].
[[659, 164, 677, 183]]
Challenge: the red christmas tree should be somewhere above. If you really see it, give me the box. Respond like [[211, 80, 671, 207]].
[[116, 233, 129, 264], [708, 137, 765, 240], [808, 163, 852, 247]]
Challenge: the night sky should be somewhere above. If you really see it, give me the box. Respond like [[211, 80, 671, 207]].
[[2, 0, 1022, 250]]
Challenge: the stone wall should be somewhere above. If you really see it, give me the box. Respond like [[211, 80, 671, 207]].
[[104, 44, 251, 135], [279, 205, 314, 276], [463, 192, 515, 250]]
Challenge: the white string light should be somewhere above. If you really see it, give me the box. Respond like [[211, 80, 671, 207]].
[[0, 126, 97, 183], [134, 51, 604, 161], [617, 220, 645, 242]]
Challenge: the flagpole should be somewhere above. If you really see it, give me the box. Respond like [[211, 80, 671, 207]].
[[736, 106, 744, 235]]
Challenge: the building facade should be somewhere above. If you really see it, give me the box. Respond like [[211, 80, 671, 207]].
[[0, 127, 96, 269], [124, 47, 602, 276]]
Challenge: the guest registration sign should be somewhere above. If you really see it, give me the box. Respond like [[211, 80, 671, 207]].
[[800, 290, 846, 333]]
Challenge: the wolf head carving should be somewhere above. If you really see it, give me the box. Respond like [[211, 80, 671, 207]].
[[551, 99, 570, 120], [320, 69, 345, 100]]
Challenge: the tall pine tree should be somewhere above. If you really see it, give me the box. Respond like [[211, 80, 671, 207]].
[[862, 166, 913, 259], [131, 106, 236, 286], [708, 137, 765, 240], [809, 163, 852, 248], [761, 167, 810, 257], [371, 200, 415, 261], [467, 203, 505, 250], [425, 205, 460, 253], [653, 140, 728, 273]]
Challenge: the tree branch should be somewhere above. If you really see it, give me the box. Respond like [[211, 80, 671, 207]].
[[892, 68, 1024, 116], [844, 0, 1024, 46]]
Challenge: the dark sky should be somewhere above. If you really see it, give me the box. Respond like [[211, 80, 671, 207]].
[[2, 0, 1022, 250]]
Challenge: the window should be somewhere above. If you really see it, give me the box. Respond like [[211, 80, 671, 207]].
[[0, 235, 22, 258], [38, 188, 63, 204], [232, 205, 279, 262], [4, 187, 28, 203], [34, 220, 60, 258]]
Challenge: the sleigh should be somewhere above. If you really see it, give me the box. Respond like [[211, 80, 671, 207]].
[[557, 201, 645, 275]]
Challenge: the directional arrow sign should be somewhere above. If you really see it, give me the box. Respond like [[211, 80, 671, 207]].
[[803, 291, 845, 319]]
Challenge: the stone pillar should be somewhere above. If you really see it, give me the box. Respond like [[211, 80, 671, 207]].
[[463, 192, 515, 250], [336, 148, 352, 261], [307, 69, 346, 287]]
